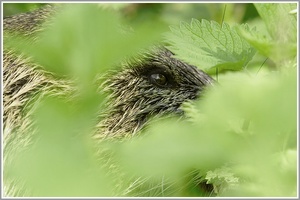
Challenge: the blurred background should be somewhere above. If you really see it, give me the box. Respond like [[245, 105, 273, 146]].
[[3, 3, 260, 26]]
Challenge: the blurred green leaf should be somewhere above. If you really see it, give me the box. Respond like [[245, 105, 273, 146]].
[[4, 3, 166, 197], [109, 67, 297, 197], [238, 3, 297, 65], [238, 27, 297, 64], [254, 3, 297, 43], [5, 4, 166, 84], [6, 96, 113, 197]]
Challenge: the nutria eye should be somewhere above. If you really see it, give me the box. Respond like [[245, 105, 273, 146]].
[[150, 73, 167, 86]]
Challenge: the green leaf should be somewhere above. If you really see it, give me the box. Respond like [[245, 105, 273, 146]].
[[254, 3, 297, 43], [238, 26, 297, 64], [5, 4, 165, 84], [4, 4, 166, 197], [110, 67, 297, 197], [6, 96, 114, 197], [164, 19, 256, 73], [244, 3, 298, 65]]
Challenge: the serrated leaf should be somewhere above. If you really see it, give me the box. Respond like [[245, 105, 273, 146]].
[[165, 19, 256, 73]]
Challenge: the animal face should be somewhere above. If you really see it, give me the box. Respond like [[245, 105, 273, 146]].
[[99, 48, 214, 137]]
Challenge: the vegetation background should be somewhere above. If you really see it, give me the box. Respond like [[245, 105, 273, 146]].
[[3, 2, 297, 197]]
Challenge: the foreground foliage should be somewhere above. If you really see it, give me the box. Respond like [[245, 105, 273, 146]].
[[3, 3, 297, 197]]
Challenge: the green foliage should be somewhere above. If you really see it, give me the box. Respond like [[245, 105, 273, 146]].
[[238, 27, 297, 65], [5, 4, 166, 84], [254, 3, 297, 43], [239, 3, 297, 65], [106, 2, 297, 197], [110, 68, 297, 197], [4, 3, 297, 198], [4, 3, 166, 197], [164, 19, 256, 74], [7, 97, 114, 197]]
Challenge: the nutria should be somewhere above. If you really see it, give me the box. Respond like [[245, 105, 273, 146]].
[[3, 4, 215, 197], [3, 4, 214, 139]]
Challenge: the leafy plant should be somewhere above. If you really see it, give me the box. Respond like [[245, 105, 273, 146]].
[[4, 3, 166, 197], [108, 2, 297, 197], [239, 3, 297, 65], [3, 3, 297, 197], [164, 19, 256, 73]]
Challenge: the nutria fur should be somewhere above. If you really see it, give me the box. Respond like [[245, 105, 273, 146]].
[[3, 4, 214, 197], [3, 4, 214, 139]]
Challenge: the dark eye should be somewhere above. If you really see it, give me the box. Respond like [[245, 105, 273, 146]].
[[150, 73, 167, 86]]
